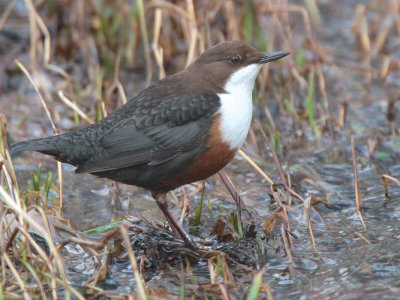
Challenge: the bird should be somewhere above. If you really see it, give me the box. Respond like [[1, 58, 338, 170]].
[[11, 41, 289, 249]]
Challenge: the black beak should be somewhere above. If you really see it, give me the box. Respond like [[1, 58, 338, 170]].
[[259, 51, 290, 64]]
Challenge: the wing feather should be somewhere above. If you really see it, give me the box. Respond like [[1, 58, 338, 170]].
[[76, 94, 220, 174]]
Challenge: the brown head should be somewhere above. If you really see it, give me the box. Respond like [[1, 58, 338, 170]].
[[142, 41, 289, 98], [185, 41, 289, 93]]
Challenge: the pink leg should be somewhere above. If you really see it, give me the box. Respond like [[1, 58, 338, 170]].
[[152, 191, 197, 249]]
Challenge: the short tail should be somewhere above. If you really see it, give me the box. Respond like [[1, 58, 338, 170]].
[[10, 137, 60, 158], [10, 130, 97, 167]]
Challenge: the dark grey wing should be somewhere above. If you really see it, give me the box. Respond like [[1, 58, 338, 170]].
[[75, 94, 220, 173]]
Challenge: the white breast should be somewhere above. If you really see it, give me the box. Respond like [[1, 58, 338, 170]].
[[218, 64, 261, 149]]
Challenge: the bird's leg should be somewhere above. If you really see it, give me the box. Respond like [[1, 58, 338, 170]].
[[151, 191, 197, 249]]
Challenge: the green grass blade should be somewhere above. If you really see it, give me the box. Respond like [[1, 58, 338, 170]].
[[44, 171, 52, 199], [247, 270, 264, 300], [306, 68, 319, 136], [193, 185, 206, 226], [81, 217, 126, 235]]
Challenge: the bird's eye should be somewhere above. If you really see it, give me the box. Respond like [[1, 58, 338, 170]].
[[229, 55, 241, 63]]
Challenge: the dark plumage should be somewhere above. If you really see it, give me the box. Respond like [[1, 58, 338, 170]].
[[11, 41, 289, 248], [13, 93, 220, 191]]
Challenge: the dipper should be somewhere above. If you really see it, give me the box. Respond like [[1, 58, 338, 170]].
[[11, 41, 289, 249]]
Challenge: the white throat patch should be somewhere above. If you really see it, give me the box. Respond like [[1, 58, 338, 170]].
[[217, 64, 261, 149]]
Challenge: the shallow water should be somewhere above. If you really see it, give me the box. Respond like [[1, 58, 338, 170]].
[[2, 0, 400, 298], [10, 139, 400, 298]]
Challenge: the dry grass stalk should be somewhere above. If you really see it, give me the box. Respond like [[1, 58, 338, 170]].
[[58, 91, 95, 125], [260, 2, 330, 114], [350, 135, 366, 229], [304, 0, 322, 25], [381, 174, 400, 188], [184, 0, 199, 66], [223, 0, 241, 41], [15, 60, 58, 135], [24, 0, 73, 101], [3, 252, 27, 295], [286, 171, 293, 206], [280, 224, 296, 277], [219, 283, 230, 300], [355, 232, 372, 246], [256, 122, 288, 187], [263, 207, 285, 234], [0, 119, 85, 299], [238, 150, 274, 186], [120, 225, 148, 299], [352, 5, 372, 82], [238, 148, 309, 209], [105, 55, 128, 106], [381, 174, 400, 200], [262, 282, 275, 300], [304, 196, 316, 248], [0, 189, 66, 295], [84, 252, 112, 294], [137, 0, 153, 85], [179, 185, 190, 225], [208, 258, 217, 284], [152, 8, 166, 79], [0, 0, 17, 32], [218, 169, 247, 207], [4, 0, 397, 297], [15, 59, 64, 209], [338, 101, 348, 129], [147, 0, 191, 22]]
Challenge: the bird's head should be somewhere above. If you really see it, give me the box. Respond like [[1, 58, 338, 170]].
[[188, 41, 289, 93]]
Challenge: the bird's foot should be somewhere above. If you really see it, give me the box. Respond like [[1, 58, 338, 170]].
[[153, 191, 197, 250]]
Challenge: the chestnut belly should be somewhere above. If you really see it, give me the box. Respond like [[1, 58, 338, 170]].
[[161, 142, 236, 189]]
